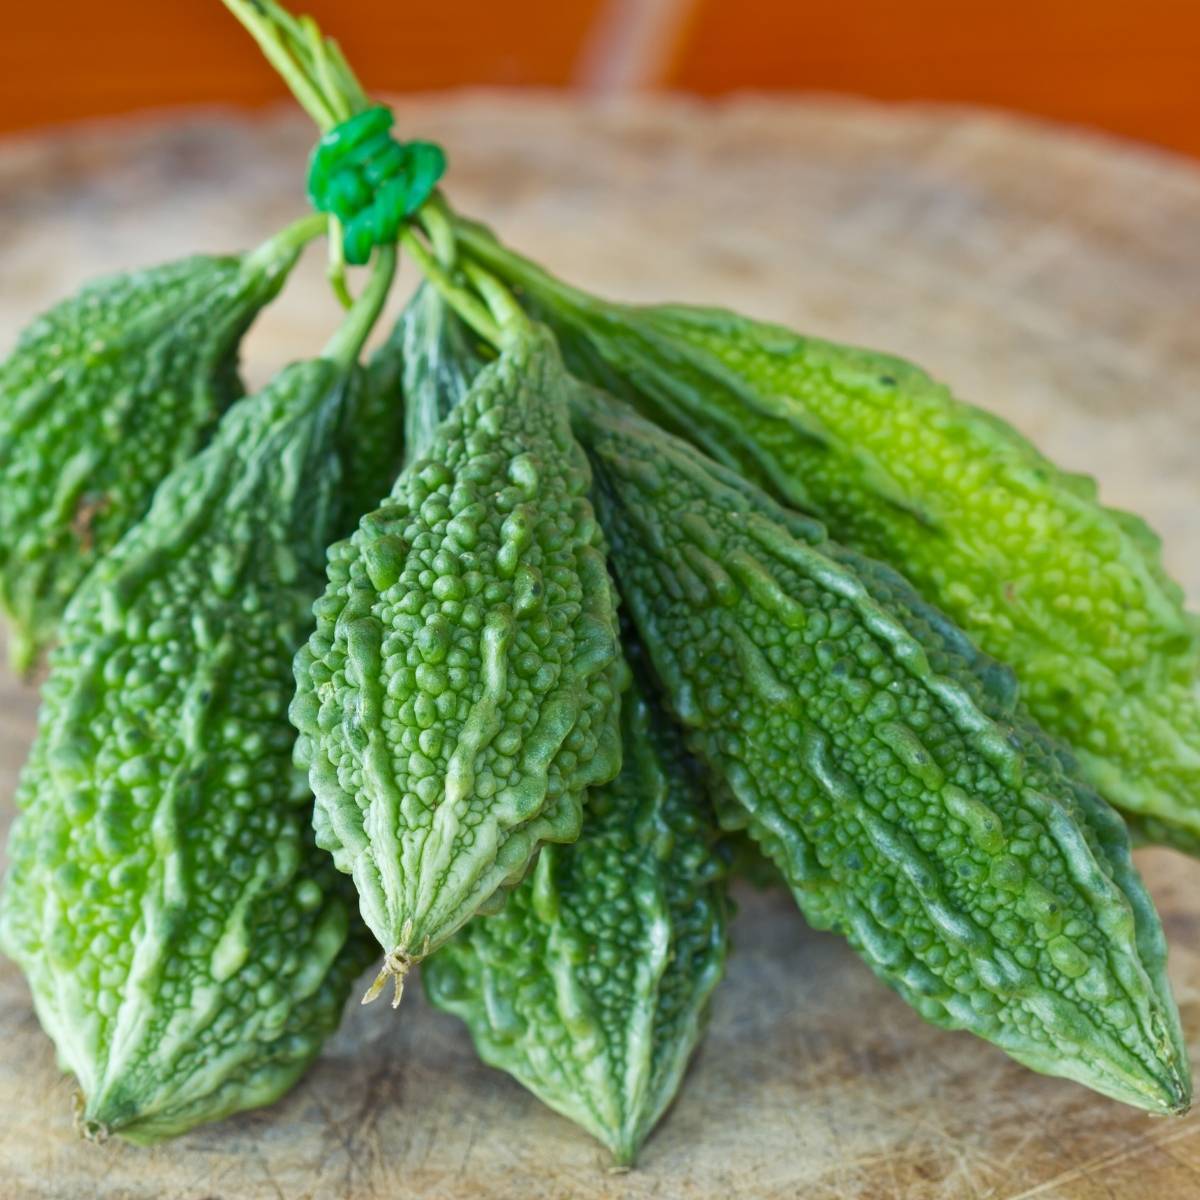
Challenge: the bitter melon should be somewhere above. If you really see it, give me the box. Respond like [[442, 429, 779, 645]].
[[338, 308, 408, 517], [0, 225, 309, 672], [458, 223, 1200, 845], [425, 659, 728, 1164], [724, 829, 785, 891], [291, 321, 624, 1002], [0, 253, 397, 1143], [572, 390, 1191, 1116], [396, 281, 491, 468], [331, 279, 490, 518]]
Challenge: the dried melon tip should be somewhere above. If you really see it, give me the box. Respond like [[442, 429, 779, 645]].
[[361, 922, 427, 1008], [72, 1089, 110, 1144]]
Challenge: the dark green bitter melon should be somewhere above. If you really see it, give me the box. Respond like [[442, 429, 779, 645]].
[[332, 279, 491, 519], [396, 281, 492, 468], [292, 323, 624, 1003], [425, 659, 729, 1165], [0, 257, 399, 1143], [458, 223, 1200, 846], [572, 390, 1191, 1116], [337, 304, 409, 518], [724, 829, 786, 891], [0, 232, 304, 672]]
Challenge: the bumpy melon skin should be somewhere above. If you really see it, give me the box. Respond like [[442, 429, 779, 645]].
[[425, 663, 728, 1165], [0, 357, 382, 1144], [0, 250, 295, 671], [574, 393, 1191, 1118], [292, 327, 624, 978], [461, 225, 1200, 846]]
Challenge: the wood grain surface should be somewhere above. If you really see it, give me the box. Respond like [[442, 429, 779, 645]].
[[1, 96, 1198, 1200]]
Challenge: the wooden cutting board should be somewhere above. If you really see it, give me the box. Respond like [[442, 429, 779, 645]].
[[1, 95, 1198, 1200]]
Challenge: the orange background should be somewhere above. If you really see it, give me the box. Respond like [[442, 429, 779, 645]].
[[4, 0, 1200, 157]]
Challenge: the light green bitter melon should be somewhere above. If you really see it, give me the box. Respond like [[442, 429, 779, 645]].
[[291, 318, 624, 1004], [0, 248, 399, 1144], [425, 652, 728, 1165], [458, 222, 1200, 847], [571, 389, 1191, 1116], [0, 219, 316, 672]]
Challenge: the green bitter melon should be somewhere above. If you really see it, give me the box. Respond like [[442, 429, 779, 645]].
[[338, 301, 409, 517], [396, 281, 492, 468], [330, 279, 491, 522], [0, 222, 313, 672], [425, 659, 729, 1165], [572, 389, 1191, 1116], [0, 250, 398, 1143], [291, 320, 624, 1003], [458, 222, 1200, 846]]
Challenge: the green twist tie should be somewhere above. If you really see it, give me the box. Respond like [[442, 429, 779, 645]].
[[308, 106, 447, 265]]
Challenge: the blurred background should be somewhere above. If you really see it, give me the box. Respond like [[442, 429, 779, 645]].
[[4, 0, 1200, 156]]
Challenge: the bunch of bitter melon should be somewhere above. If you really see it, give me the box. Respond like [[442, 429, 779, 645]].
[[0, 0, 1196, 1168]]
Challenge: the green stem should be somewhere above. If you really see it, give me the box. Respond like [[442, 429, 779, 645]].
[[420, 197, 457, 267], [323, 36, 371, 114], [461, 260, 529, 334], [222, 0, 370, 131], [269, 0, 365, 107], [301, 14, 344, 119], [453, 215, 600, 319], [399, 228, 503, 348], [322, 244, 397, 367], [220, 0, 338, 130], [244, 211, 327, 271], [326, 218, 354, 309]]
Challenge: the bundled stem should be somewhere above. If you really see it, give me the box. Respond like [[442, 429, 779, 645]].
[[223, 0, 461, 311], [221, 0, 367, 130], [222, 0, 373, 304]]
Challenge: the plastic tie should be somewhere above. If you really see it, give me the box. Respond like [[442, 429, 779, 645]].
[[308, 106, 447, 265]]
